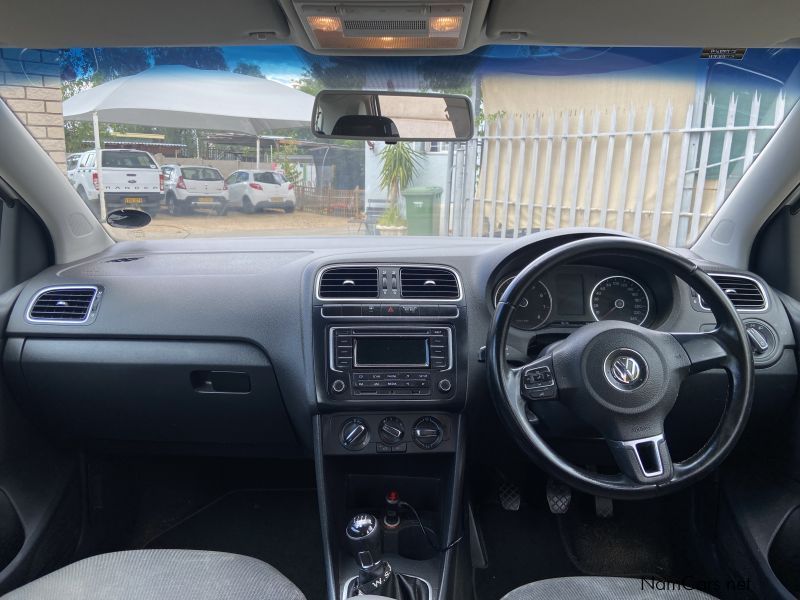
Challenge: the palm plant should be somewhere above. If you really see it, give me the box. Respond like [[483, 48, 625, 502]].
[[377, 142, 424, 226]]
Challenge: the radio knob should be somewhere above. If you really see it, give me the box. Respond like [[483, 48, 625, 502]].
[[438, 379, 452, 393], [379, 417, 405, 444], [340, 418, 369, 451], [412, 417, 444, 450], [332, 379, 346, 394]]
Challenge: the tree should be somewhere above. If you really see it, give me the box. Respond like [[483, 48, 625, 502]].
[[150, 47, 228, 70], [60, 48, 150, 82], [233, 62, 265, 78], [273, 144, 302, 184], [418, 54, 482, 96], [295, 57, 365, 95], [377, 142, 424, 226]]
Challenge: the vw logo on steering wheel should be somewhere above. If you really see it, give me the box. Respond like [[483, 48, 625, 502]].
[[612, 356, 641, 384], [604, 349, 647, 390]]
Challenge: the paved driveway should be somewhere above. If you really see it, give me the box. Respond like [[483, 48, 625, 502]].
[[109, 209, 362, 240]]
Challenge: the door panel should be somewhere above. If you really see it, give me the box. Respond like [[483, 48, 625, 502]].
[[0, 198, 80, 593]]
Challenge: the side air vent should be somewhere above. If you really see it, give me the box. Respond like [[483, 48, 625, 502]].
[[400, 267, 460, 299], [319, 267, 379, 299], [27, 286, 99, 322], [703, 274, 767, 311]]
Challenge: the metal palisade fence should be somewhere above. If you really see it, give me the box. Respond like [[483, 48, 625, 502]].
[[443, 92, 786, 246]]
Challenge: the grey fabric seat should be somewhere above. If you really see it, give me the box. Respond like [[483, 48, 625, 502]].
[[502, 576, 718, 599], [1, 549, 305, 600]]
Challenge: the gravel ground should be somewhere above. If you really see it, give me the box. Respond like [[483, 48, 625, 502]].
[[109, 208, 362, 240]]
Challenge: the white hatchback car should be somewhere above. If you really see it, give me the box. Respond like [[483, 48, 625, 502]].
[[161, 165, 229, 215], [224, 170, 295, 214]]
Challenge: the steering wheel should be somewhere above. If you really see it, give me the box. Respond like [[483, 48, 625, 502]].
[[487, 237, 755, 499]]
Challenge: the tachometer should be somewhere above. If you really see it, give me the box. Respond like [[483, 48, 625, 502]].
[[494, 277, 553, 330], [590, 276, 650, 325]]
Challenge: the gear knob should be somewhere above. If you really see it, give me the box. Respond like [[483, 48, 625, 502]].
[[346, 513, 382, 566]]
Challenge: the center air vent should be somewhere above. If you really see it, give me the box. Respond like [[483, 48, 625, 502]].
[[319, 267, 379, 299], [702, 274, 767, 311], [27, 286, 99, 322], [400, 267, 460, 299]]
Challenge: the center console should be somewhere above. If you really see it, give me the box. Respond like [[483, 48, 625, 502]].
[[312, 264, 468, 600]]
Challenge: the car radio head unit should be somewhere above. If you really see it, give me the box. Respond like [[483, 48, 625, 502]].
[[353, 336, 430, 368], [327, 326, 454, 399]]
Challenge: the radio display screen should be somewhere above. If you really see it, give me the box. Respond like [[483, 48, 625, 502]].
[[354, 337, 430, 367]]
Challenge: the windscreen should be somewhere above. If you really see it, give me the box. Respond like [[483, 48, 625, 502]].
[[3, 45, 800, 246], [181, 167, 223, 181], [101, 151, 158, 169], [253, 171, 286, 185]]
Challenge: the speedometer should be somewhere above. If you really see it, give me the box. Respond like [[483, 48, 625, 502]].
[[590, 276, 650, 325], [494, 277, 552, 330]]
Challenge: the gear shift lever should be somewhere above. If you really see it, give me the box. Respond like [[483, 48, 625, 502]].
[[346, 514, 382, 567], [346, 514, 393, 595]]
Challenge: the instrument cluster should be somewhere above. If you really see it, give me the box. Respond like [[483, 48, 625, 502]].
[[492, 265, 658, 330]]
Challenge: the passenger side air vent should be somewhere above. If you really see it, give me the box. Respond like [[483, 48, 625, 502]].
[[400, 267, 460, 299], [319, 267, 379, 299], [703, 274, 767, 311], [28, 287, 99, 322]]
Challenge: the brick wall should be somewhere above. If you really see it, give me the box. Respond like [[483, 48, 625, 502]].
[[0, 49, 67, 172]]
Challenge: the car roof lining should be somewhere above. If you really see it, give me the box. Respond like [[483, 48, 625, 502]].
[[1, 0, 800, 55]]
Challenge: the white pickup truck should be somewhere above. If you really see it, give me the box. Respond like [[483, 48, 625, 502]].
[[69, 149, 163, 217]]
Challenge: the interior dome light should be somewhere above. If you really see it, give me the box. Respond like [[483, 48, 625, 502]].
[[430, 15, 462, 33], [307, 15, 342, 32]]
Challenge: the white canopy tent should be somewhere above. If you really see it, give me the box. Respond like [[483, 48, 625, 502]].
[[63, 65, 315, 218]]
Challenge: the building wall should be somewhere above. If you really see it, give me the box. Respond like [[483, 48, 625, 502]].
[[0, 49, 67, 172]]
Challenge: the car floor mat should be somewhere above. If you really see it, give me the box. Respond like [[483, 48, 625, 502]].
[[145, 488, 326, 600], [556, 494, 687, 580]]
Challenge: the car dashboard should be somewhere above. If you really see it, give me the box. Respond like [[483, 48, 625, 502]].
[[0, 229, 794, 453], [3, 229, 797, 599]]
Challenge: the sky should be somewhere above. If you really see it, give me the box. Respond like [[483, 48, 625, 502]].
[[222, 46, 307, 86]]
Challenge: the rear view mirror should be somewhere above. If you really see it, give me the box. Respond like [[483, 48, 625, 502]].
[[312, 90, 474, 142], [106, 208, 152, 229]]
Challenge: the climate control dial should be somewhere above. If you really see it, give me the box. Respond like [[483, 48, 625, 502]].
[[412, 417, 444, 449], [340, 417, 370, 451], [378, 417, 405, 444]]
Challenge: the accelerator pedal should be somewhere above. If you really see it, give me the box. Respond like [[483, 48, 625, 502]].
[[595, 495, 614, 519]]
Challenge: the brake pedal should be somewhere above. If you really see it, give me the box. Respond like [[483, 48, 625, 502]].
[[498, 481, 521, 511], [546, 479, 571, 514], [595, 495, 614, 519]]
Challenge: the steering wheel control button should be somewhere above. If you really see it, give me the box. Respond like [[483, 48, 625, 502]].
[[412, 417, 444, 449], [603, 349, 647, 391], [521, 364, 556, 400], [340, 418, 370, 451], [523, 366, 553, 388], [378, 417, 405, 444], [331, 379, 346, 393]]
